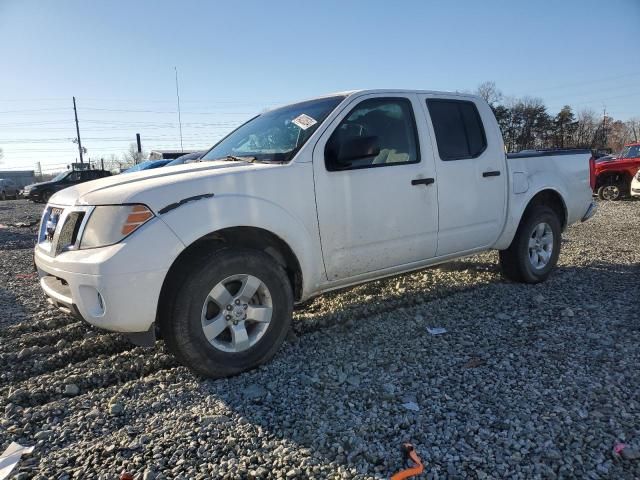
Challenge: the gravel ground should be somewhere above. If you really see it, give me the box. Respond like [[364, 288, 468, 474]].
[[1, 198, 639, 479]]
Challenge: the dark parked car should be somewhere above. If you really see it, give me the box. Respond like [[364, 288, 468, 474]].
[[0, 179, 19, 200], [165, 151, 205, 166], [23, 169, 112, 203], [122, 159, 172, 173]]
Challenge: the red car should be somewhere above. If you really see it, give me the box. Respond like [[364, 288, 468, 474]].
[[594, 142, 640, 200]]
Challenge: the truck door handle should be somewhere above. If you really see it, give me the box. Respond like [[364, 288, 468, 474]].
[[482, 171, 501, 177], [411, 178, 435, 186]]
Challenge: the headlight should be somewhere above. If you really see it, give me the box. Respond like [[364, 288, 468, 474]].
[[80, 204, 154, 249], [636, 170, 640, 180]]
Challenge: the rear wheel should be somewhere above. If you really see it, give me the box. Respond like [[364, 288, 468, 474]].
[[161, 248, 293, 378], [499, 205, 561, 283], [597, 184, 622, 201], [0, 191, 5, 201]]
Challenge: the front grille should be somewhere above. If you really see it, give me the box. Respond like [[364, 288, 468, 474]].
[[38, 205, 93, 256], [54, 212, 85, 255], [633, 188, 640, 194]]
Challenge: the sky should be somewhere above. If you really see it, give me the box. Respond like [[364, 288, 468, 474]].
[[0, 0, 638, 172]]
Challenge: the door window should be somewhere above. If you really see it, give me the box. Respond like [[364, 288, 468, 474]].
[[325, 97, 420, 171], [426, 99, 487, 161]]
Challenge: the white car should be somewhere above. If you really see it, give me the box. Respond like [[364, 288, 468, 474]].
[[34, 89, 596, 377], [631, 169, 640, 198]]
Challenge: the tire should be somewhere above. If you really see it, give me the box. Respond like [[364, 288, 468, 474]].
[[161, 248, 293, 378], [41, 190, 53, 203], [597, 184, 622, 201], [499, 205, 561, 283], [0, 191, 5, 201]]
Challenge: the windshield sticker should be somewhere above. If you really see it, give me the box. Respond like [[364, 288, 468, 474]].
[[292, 114, 317, 130]]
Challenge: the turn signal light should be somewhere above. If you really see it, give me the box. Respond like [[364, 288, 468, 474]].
[[121, 205, 154, 235]]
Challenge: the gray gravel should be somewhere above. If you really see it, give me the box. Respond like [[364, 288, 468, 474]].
[[1, 198, 639, 479]]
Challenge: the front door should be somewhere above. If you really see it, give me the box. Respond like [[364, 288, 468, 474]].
[[313, 94, 439, 281]]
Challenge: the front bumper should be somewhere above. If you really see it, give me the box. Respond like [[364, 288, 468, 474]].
[[34, 214, 185, 333], [25, 190, 42, 202]]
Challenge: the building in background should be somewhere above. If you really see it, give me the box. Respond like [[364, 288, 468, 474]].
[[0, 170, 36, 188], [148, 150, 196, 160]]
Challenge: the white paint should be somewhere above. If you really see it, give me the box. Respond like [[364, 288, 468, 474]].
[[631, 170, 640, 197], [512, 172, 529, 194]]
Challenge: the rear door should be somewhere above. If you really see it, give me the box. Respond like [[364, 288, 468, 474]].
[[313, 93, 439, 281], [418, 95, 507, 256]]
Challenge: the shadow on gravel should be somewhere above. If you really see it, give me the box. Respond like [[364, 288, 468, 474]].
[[211, 261, 640, 478], [0, 286, 31, 329], [0, 228, 36, 250]]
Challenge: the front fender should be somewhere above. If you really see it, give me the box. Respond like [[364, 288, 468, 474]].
[[158, 193, 323, 299]]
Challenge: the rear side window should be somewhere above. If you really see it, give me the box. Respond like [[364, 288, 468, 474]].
[[426, 99, 487, 161]]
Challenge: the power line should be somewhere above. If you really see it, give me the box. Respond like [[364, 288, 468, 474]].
[[527, 71, 640, 95]]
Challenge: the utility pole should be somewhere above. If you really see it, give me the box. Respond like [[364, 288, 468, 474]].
[[602, 106, 607, 149], [101, 158, 104, 171], [73, 96, 84, 164], [136, 133, 142, 164], [175, 67, 184, 153]]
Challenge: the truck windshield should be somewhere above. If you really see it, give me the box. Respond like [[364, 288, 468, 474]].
[[621, 145, 640, 159], [201, 95, 345, 163], [51, 171, 69, 182]]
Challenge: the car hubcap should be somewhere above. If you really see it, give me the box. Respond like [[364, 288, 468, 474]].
[[200, 274, 273, 353], [528, 222, 553, 270], [602, 185, 619, 200]]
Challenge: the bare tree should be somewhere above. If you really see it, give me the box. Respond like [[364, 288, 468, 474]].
[[574, 109, 599, 148], [476, 81, 503, 107], [123, 143, 147, 166], [626, 118, 640, 143], [102, 154, 125, 172]]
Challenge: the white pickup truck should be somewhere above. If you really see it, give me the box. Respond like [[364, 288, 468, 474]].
[[35, 90, 596, 377]]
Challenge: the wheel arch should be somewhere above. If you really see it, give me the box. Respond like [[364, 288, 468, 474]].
[[595, 170, 632, 190], [521, 189, 567, 230], [156, 226, 304, 334], [494, 187, 568, 250]]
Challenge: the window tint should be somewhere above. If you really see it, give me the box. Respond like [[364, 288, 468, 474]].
[[325, 97, 420, 171], [67, 171, 82, 182], [426, 99, 487, 161]]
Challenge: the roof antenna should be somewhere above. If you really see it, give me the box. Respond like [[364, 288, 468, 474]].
[[175, 67, 184, 153]]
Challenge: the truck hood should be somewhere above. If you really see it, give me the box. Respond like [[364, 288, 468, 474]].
[[24, 180, 56, 190], [49, 160, 276, 209]]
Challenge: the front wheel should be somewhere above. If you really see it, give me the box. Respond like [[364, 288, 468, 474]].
[[499, 205, 561, 283], [41, 190, 53, 203], [161, 248, 293, 378], [597, 184, 622, 201]]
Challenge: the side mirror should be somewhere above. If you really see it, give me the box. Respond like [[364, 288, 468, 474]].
[[338, 136, 380, 162]]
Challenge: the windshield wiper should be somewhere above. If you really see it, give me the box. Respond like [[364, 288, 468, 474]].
[[211, 155, 285, 164]]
